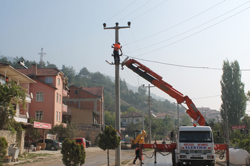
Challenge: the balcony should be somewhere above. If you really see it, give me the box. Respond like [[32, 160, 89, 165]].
[[14, 114, 28, 123], [62, 104, 68, 113], [25, 93, 31, 103], [62, 89, 68, 97]]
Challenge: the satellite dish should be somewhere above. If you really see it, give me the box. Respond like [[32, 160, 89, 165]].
[[30, 93, 33, 99]]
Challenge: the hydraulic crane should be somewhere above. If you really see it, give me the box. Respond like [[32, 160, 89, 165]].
[[122, 58, 207, 126]]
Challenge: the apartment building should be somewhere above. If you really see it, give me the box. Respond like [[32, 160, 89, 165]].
[[17, 64, 69, 127], [0, 63, 36, 123]]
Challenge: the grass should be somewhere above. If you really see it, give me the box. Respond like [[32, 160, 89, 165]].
[[121, 160, 131, 164]]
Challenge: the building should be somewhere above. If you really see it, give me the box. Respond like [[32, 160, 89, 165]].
[[121, 112, 144, 127], [63, 85, 104, 143], [17, 64, 69, 127], [0, 63, 36, 123]]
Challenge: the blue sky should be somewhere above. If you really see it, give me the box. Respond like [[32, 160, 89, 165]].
[[1, 0, 250, 113]]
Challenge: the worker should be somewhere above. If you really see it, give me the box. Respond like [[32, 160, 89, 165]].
[[154, 139, 157, 144], [112, 42, 122, 64], [133, 146, 143, 164]]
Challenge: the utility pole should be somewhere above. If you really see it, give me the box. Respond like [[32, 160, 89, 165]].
[[38, 48, 46, 68], [143, 84, 154, 143], [103, 22, 130, 166]]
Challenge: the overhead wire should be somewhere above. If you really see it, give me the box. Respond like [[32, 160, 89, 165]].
[[130, 0, 168, 21], [105, 0, 137, 23], [124, 0, 226, 45], [119, 0, 151, 22], [126, 56, 250, 71], [132, 4, 250, 56]]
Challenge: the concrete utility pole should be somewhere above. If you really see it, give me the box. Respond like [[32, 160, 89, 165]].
[[143, 84, 154, 143], [103, 22, 130, 166]]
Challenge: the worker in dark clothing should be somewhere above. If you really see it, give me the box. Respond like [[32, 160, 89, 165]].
[[112, 42, 122, 64], [133, 146, 143, 164]]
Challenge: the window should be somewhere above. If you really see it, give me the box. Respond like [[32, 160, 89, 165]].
[[56, 93, 58, 103], [75, 90, 78, 94], [56, 111, 58, 121], [122, 119, 126, 122], [136, 119, 139, 123], [36, 92, 44, 102], [59, 94, 61, 104], [36, 111, 43, 120], [0, 76, 6, 85], [45, 77, 53, 83], [58, 78, 60, 85], [59, 112, 61, 121]]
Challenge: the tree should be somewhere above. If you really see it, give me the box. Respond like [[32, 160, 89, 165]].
[[0, 137, 8, 166], [0, 81, 26, 132], [220, 60, 246, 126], [61, 138, 86, 166], [104, 111, 115, 127], [98, 125, 120, 166]]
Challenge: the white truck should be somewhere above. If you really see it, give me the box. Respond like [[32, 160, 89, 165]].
[[174, 126, 215, 166]]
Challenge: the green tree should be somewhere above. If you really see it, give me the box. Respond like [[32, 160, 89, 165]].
[[0, 137, 8, 166], [98, 125, 120, 166], [61, 138, 85, 166], [220, 60, 246, 126], [0, 81, 26, 132], [104, 111, 115, 127]]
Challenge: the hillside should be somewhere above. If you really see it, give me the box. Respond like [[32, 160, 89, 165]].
[[0, 55, 183, 115]]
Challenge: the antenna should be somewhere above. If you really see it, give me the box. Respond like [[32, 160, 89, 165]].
[[38, 48, 46, 68]]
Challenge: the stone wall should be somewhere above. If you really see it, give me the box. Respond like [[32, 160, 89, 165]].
[[0, 130, 25, 155]]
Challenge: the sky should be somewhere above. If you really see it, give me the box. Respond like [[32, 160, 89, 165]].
[[1, 0, 250, 113]]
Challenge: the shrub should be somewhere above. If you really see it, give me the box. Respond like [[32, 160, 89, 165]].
[[0, 137, 8, 166], [61, 138, 85, 166]]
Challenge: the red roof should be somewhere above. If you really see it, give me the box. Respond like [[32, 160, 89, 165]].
[[17, 68, 60, 76], [82, 87, 104, 97]]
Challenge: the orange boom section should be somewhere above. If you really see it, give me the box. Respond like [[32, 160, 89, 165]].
[[124, 59, 206, 126]]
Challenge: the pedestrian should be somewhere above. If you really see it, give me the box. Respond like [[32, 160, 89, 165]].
[[133, 146, 143, 164], [112, 42, 122, 64], [154, 139, 157, 144]]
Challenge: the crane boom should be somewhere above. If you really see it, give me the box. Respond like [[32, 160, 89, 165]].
[[123, 59, 207, 126]]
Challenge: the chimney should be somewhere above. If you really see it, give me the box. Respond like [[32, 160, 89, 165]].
[[31, 64, 37, 76]]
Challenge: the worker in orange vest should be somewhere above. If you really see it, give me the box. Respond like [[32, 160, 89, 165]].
[[133, 146, 143, 164], [112, 42, 122, 64]]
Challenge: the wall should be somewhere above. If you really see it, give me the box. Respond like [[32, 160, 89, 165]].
[[71, 107, 93, 124], [0, 130, 25, 155]]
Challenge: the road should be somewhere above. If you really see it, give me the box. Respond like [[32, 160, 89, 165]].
[[7, 147, 225, 166]]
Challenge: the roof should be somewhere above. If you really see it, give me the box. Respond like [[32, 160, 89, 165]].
[[17, 68, 60, 76], [121, 112, 143, 118], [179, 126, 212, 131], [156, 113, 167, 117], [0, 63, 36, 83], [81, 87, 104, 97]]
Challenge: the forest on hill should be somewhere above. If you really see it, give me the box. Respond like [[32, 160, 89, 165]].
[[0, 55, 184, 115]]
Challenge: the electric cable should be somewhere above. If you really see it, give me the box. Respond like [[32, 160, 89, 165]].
[[130, 2, 250, 55], [119, 0, 151, 22], [105, 0, 136, 23], [126, 0, 226, 45]]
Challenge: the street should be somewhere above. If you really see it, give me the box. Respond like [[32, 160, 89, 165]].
[[5, 147, 225, 166]]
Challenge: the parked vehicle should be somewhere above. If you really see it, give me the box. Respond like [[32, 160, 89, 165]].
[[86, 140, 91, 147], [74, 138, 86, 148], [31, 139, 62, 150]]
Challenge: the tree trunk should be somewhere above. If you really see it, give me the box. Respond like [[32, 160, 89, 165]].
[[107, 149, 109, 166]]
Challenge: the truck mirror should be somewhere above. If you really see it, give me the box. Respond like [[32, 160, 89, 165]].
[[170, 131, 173, 140]]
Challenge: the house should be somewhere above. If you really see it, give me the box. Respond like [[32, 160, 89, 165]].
[[121, 112, 144, 127], [17, 64, 69, 127], [0, 63, 36, 123], [0, 63, 36, 154], [63, 85, 104, 144]]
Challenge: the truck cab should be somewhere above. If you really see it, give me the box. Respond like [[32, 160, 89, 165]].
[[175, 126, 215, 166]]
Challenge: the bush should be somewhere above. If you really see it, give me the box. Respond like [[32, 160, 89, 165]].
[[0, 137, 8, 166], [61, 138, 86, 166]]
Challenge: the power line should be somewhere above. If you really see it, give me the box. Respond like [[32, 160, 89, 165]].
[[130, 1, 250, 55], [105, 0, 136, 23], [130, 0, 168, 21], [119, 0, 151, 22], [133, 4, 250, 56], [127, 56, 250, 71], [125, 0, 226, 45]]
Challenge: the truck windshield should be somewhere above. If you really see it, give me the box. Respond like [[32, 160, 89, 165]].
[[179, 131, 212, 142]]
